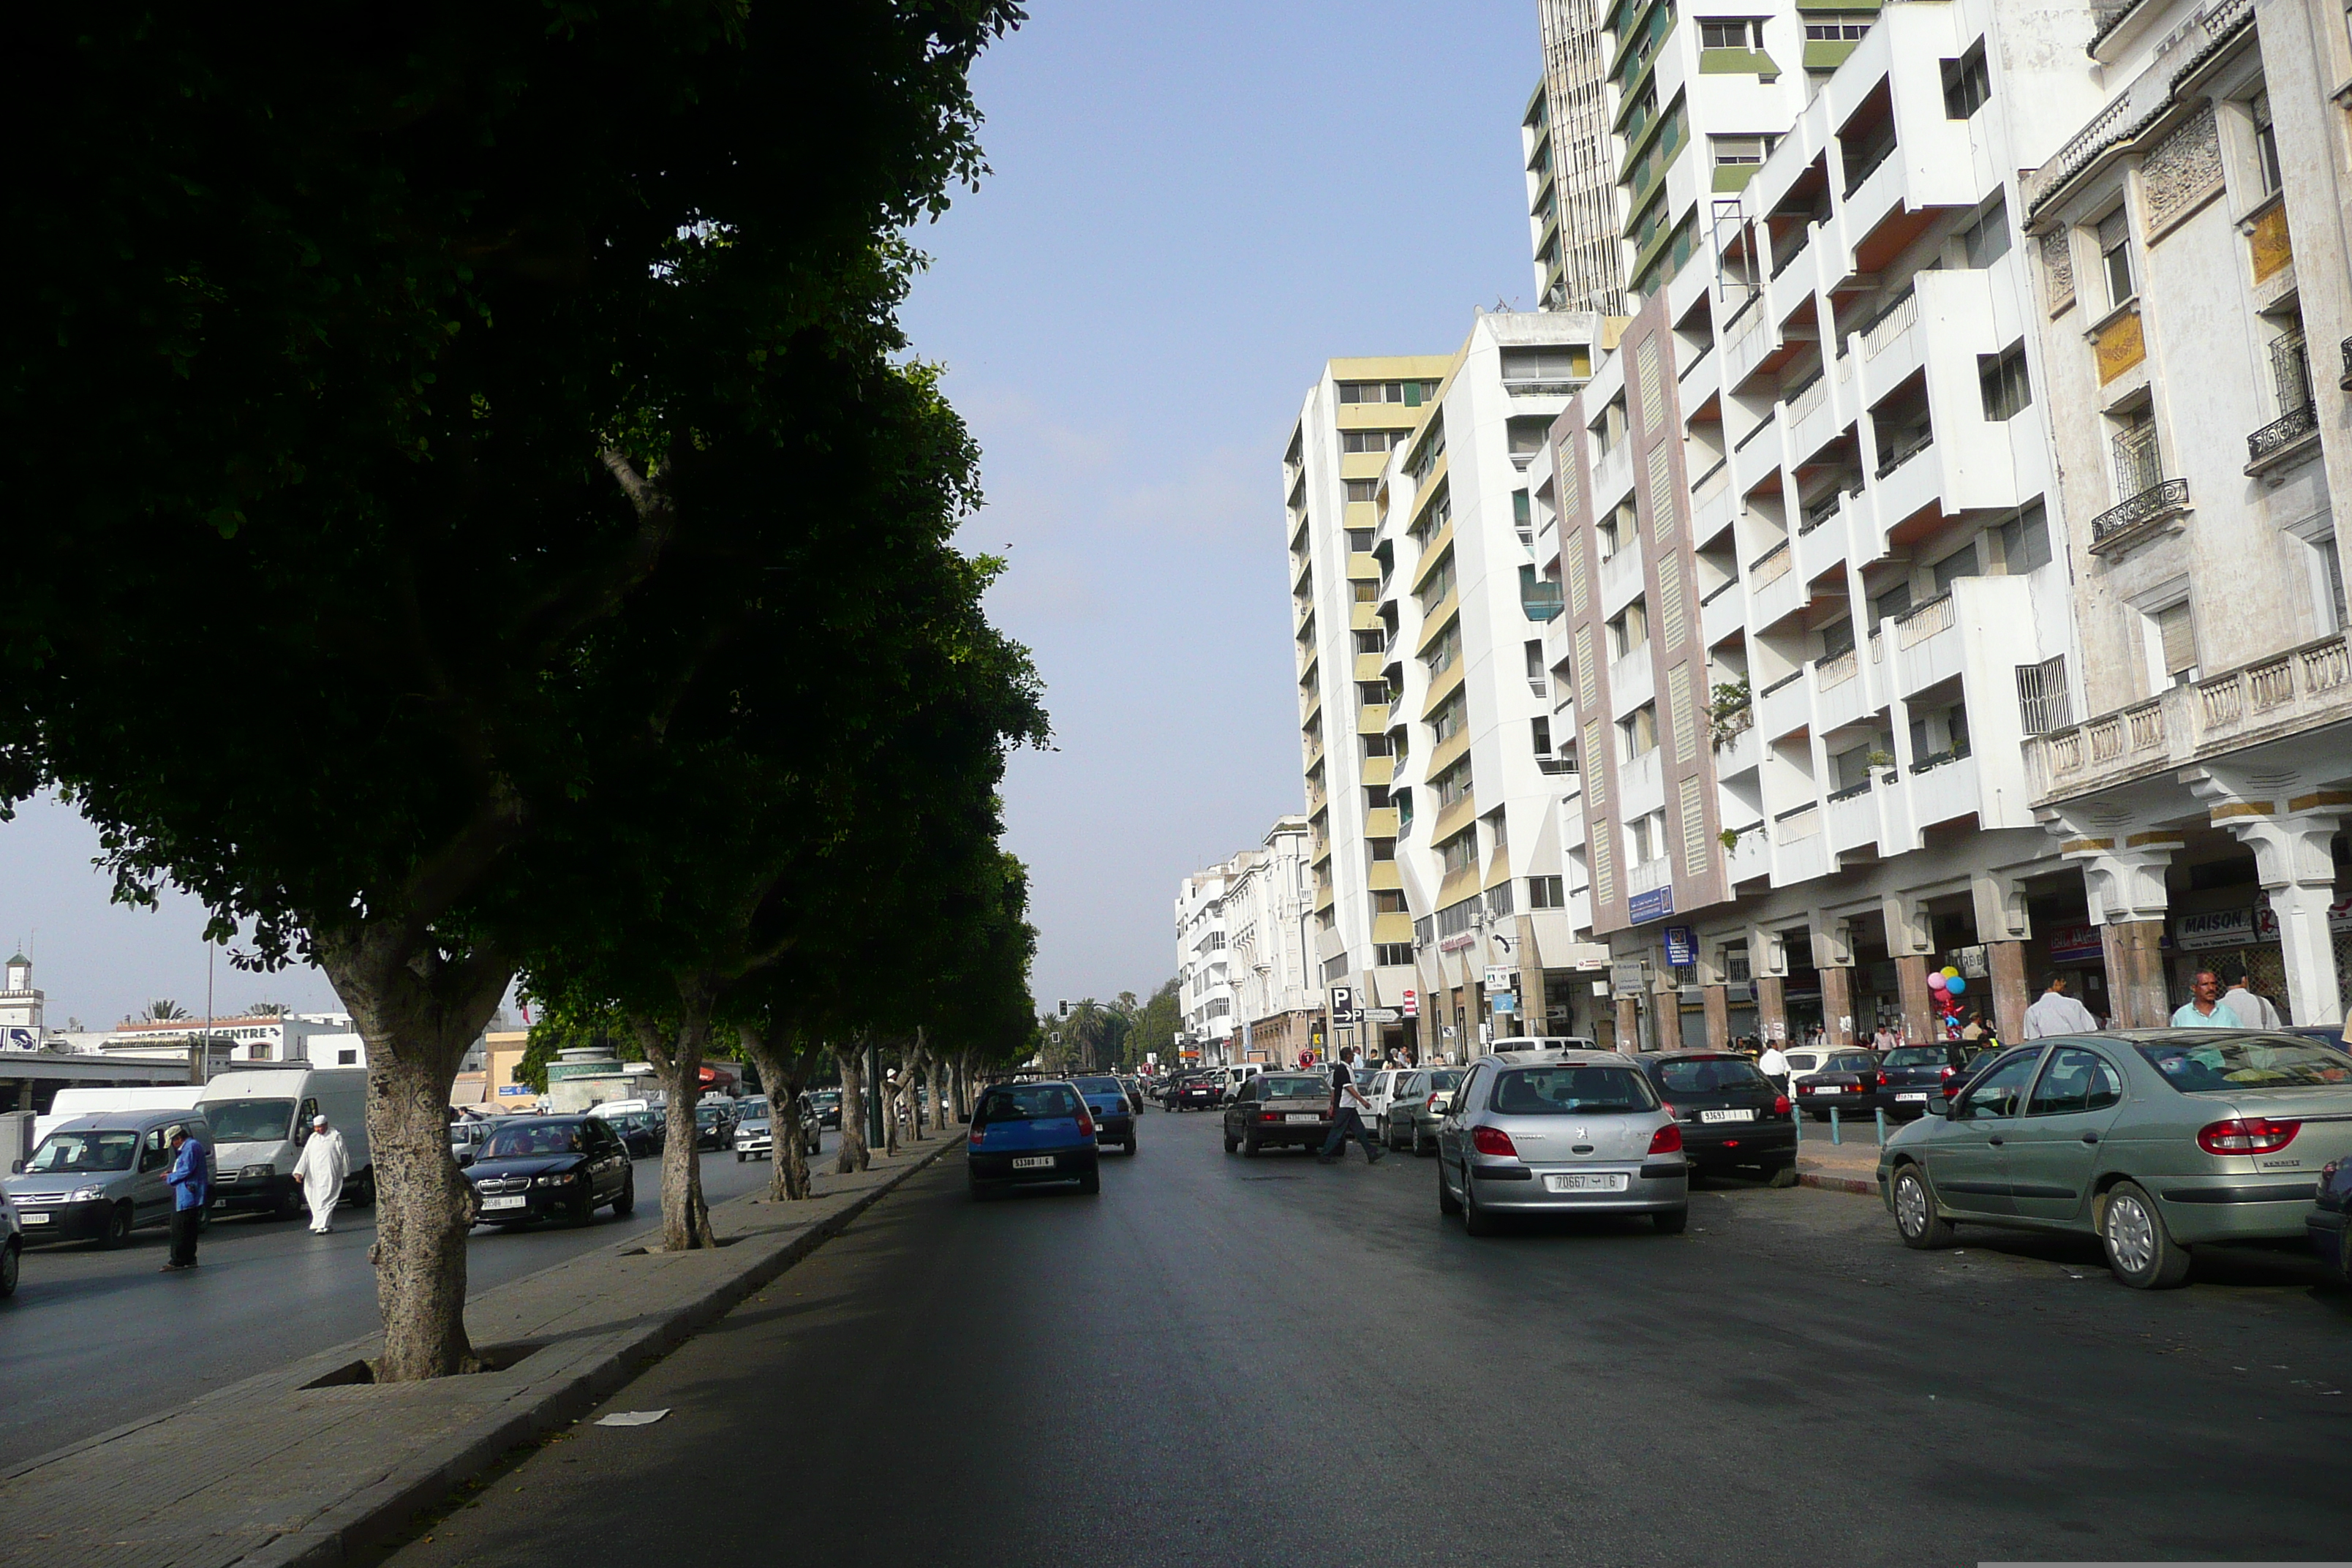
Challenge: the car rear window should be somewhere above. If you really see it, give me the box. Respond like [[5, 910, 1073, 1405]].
[[1786, 1054, 1821, 1071], [1428, 1070, 1463, 1090], [2136, 1036, 2352, 1093], [1830, 1052, 1877, 1071], [1490, 1066, 1659, 1115], [975, 1085, 1080, 1122], [1072, 1077, 1124, 1096], [1259, 1074, 1326, 1098], [1881, 1047, 1948, 1068], [1654, 1058, 1772, 1096]]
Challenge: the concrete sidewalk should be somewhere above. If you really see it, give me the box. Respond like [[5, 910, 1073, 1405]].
[[0, 1133, 964, 1568], [1793, 1115, 1888, 1196]]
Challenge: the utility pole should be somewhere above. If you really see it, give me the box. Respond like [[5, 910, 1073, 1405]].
[[864, 1037, 883, 1150]]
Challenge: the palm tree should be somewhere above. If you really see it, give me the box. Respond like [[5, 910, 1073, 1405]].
[[144, 999, 189, 1021], [246, 1000, 290, 1017]]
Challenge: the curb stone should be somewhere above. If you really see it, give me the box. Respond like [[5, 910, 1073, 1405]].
[[1798, 1172, 1879, 1196]]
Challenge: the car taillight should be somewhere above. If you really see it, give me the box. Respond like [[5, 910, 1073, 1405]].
[[1471, 1126, 1518, 1157], [1649, 1122, 1684, 1154], [1260, 1109, 1281, 1122], [2197, 1117, 2300, 1156], [1077, 1112, 1096, 1138], [1939, 1065, 1956, 1079], [1661, 1101, 1679, 1120], [1876, 1072, 1890, 1088], [968, 1126, 984, 1145], [1773, 1095, 1790, 1116], [1425, 1093, 1441, 1112]]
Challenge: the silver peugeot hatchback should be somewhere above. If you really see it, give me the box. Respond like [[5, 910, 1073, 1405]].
[[1436, 1050, 1688, 1235]]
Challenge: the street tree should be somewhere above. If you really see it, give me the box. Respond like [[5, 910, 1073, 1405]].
[[4, 1, 1025, 1380]]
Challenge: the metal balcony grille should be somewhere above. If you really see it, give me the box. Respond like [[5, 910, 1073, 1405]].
[[2113, 421, 2161, 497], [2015, 655, 2071, 734]]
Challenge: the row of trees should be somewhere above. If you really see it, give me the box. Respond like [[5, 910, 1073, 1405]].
[[1037, 979, 1180, 1074], [4, 2, 1039, 1380]]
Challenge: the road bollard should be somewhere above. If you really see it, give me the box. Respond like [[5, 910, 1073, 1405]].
[[1790, 1101, 1802, 1145], [1875, 1107, 1888, 1145], [1830, 1105, 1842, 1145]]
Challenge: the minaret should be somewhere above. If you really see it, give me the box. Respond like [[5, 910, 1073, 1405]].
[[1, 953, 44, 1049]]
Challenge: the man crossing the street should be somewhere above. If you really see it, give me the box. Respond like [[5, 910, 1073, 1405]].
[[293, 1113, 350, 1234], [160, 1123, 211, 1272], [2022, 973, 2098, 1039], [1317, 1047, 1383, 1164]]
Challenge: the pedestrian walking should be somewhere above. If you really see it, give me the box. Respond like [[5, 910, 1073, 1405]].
[[2219, 965, 2281, 1030], [2021, 972, 2098, 1039], [2171, 968, 2242, 1028], [1317, 1047, 1383, 1164], [1758, 1038, 1790, 1093], [293, 1113, 350, 1234], [161, 1123, 211, 1271]]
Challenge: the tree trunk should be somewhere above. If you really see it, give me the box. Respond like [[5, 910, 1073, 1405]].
[[882, 1045, 902, 1157], [739, 1025, 821, 1202], [314, 924, 510, 1383], [833, 1044, 871, 1173], [952, 1052, 972, 1122], [929, 1052, 949, 1133], [633, 1011, 715, 1251]]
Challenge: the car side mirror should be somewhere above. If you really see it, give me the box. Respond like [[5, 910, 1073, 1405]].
[[9, 1159, 20, 1174], [1922, 1096, 1949, 1118]]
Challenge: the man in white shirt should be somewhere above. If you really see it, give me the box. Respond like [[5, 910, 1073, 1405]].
[[2219, 965, 2281, 1030], [2022, 973, 2099, 1039], [1758, 1039, 1790, 1091]]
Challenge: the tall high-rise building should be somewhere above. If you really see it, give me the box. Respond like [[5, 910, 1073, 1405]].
[[1527, 0, 1629, 313]]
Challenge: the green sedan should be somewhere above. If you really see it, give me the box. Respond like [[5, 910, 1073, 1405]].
[[1878, 1029, 2352, 1289]]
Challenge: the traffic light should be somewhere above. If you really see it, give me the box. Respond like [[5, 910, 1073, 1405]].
[[1058, 999, 1071, 1019]]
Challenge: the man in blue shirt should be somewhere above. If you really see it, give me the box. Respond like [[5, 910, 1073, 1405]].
[[2170, 968, 2242, 1030], [162, 1124, 211, 1271]]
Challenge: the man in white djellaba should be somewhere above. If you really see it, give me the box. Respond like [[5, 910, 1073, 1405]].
[[293, 1113, 350, 1235]]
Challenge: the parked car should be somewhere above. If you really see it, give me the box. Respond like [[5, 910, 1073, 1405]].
[[1877, 1043, 1974, 1116], [1880, 1030, 2352, 1288], [1164, 1072, 1221, 1112], [806, 1090, 844, 1131], [967, 1080, 1100, 1198], [1222, 1071, 1333, 1156], [1793, 1049, 1882, 1119], [1379, 1068, 1466, 1154], [1488, 1036, 1598, 1053], [1117, 1077, 1147, 1115], [449, 1117, 494, 1167], [0, 1186, 20, 1296], [1637, 1051, 1796, 1184], [1071, 1075, 1138, 1156], [1436, 1050, 1688, 1235], [464, 1115, 636, 1226], [607, 1110, 666, 1158], [5, 1109, 217, 1246], [1356, 1067, 1403, 1124]]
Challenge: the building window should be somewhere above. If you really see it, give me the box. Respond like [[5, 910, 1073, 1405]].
[[1618, 703, 1659, 759], [1362, 734, 1391, 758], [1354, 629, 1385, 655], [1941, 43, 1990, 118], [1804, 19, 1872, 41], [1959, 194, 2010, 268], [1357, 681, 1390, 708], [1872, 580, 1914, 625], [1430, 689, 1468, 745], [1512, 489, 1534, 545], [2015, 654, 2071, 734], [1998, 502, 2051, 573], [1627, 810, 1668, 864], [1345, 529, 1375, 554], [2310, 535, 2347, 632], [1527, 875, 1567, 909], [1440, 830, 1477, 874], [1373, 889, 1406, 913], [338, 1048, 358, 1066], [2147, 598, 2200, 688], [1373, 944, 1415, 967], [1352, 580, 1379, 603], [1700, 18, 1768, 48], [2250, 91, 2281, 197], [1344, 478, 1379, 503], [1341, 429, 1404, 454], [2112, 411, 2161, 497], [1978, 343, 2032, 421], [1531, 715, 1553, 757], [1608, 598, 1648, 660], [1339, 380, 1439, 407], [1422, 621, 1461, 680], [1931, 543, 1980, 595], [1712, 134, 1776, 168], [2096, 207, 2134, 309]]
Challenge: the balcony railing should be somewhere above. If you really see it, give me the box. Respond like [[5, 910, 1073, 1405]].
[[1854, 286, 1918, 359], [2087, 478, 2190, 553], [1628, 856, 1673, 894], [2247, 402, 2318, 467], [1910, 742, 1972, 773], [1759, 669, 1803, 697], [1893, 591, 1955, 649], [1751, 540, 1792, 586], [1825, 777, 1873, 802], [1775, 802, 1822, 840], [1521, 582, 1566, 622], [1535, 755, 1579, 776], [1875, 427, 1933, 479], [1815, 648, 1858, 690], [1799, 492, 1842, 535], [1771, 225, 1813, 281], [1842, 135, 1896, 198]]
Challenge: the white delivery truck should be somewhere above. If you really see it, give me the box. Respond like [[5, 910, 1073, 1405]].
[[197, 1066, 372, 1215], [34, 1085, 206, 1145]]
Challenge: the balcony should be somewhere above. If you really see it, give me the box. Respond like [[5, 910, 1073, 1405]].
[[1713, 702, 1757, 774], [1814, 648, 1858, 693], [2087, 478, 2191, 555], [1521, 580, 1566, 622], [1701, 575, 1745, 648], [1906, 748, 1981, 832], [1726, 821, 1770, 883], [1628, 855, 1673, 895], [1758, 668, 1808, 739], [1827, 782, 1879, 857], [2024, 632, 2352, 802], [2246, 403, 2319, 475]]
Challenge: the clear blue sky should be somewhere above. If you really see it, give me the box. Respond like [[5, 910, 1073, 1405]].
[[906, 1, 1543, 1007], [0, 1, 1543, 1030]]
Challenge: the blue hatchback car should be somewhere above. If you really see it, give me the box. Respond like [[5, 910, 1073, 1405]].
[[968, 1081, 1101, 1199], [1070, 1074, 1138, 1156]]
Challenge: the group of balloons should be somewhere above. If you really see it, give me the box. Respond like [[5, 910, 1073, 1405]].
[[1927, 965, 1970, 1037]]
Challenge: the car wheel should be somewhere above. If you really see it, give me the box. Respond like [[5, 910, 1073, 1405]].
[[1078, 1166, 1101, 1195], [99, 1202, 134, 1250], [1767, 1164, 1800, 1189], [1124, 1137, 1138, 1156], [0, 1237, 17, 1297], [735, 1152, 746, 1164], [2101, 1180, 2190, 1289], [1653, 1206, 1689, 1235], [1241, 1135, 1260, 1158], [1436, 1157, 1462, 1216], [968, 1177, 994, 1202], [610, 1171, 635, 1217], [1891, 1164, 1956, 1249], [1222, 1134, 1238, 1154], [1460, 1164, 1499, 1237], [570, 1188, 597, 1226]]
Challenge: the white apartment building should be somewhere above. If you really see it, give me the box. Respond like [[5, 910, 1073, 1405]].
[[1542, 0, 2112, 1049], [1174, 863, 1235, 1064], [1529, 0, 1629, 313], [97, 1011, 367, 1066], [1286, 312, 1612, 1064], [1219, 816, 1319, 1065], [2011, 0, 2352, 1030]]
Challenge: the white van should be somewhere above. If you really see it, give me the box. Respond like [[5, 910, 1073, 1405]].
[[1488, 1036, 1600, 1055], [197, 1066, 372, 1214], [34, 1085, 205, 1144]]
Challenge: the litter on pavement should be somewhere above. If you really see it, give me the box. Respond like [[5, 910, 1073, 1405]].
[[595, 1409, 671, 1428]]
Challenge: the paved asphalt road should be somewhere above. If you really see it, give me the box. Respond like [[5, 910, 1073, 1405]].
[[0, 1139, 802, 1467], [381, 1106, 2352, 1568]]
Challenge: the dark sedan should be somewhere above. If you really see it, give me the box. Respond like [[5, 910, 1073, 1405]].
[[1164, 1073, 1220, 1112], [464, 1116, 636, 1227], [1794, 1048, 1882, 1119], [1637, 1051, 1795, 1184], [693, 1100, 736, 1151], [1221, 1072, 1331, 1156], [1876, 1042, 1973, 1116], [604, 1110, 666, 1158], [807, 1090, 844, 1131]]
